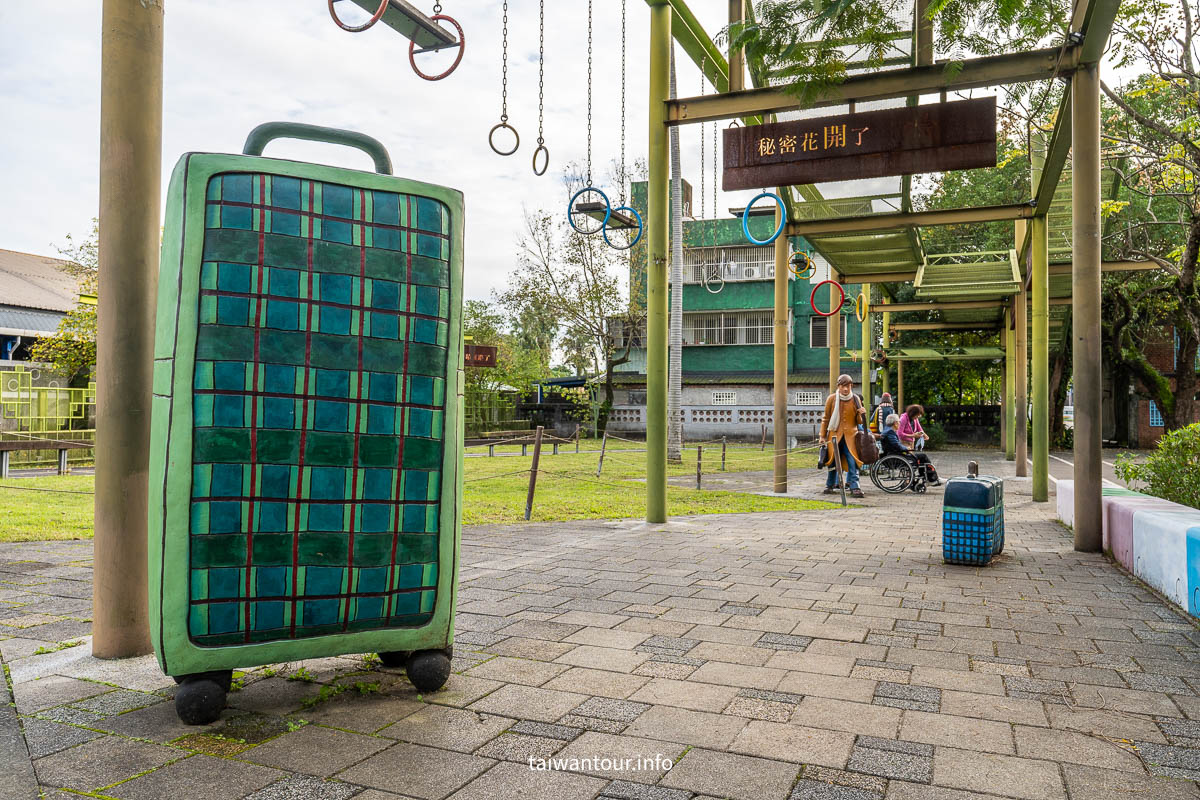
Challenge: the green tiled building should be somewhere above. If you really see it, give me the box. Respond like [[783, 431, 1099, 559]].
[[608, 182, 866, 438]]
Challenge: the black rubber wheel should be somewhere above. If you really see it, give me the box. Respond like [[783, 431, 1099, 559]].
[[175, 678, 226, 725], [406, 649, 452, 692], [171, 670, 231, 691], [377, 651, 408, 668]]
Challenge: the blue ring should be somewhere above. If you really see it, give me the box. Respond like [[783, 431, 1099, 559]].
[[568, 186, 610, 235], [602, 205, 644, 251], [743, 191, 786, 245]]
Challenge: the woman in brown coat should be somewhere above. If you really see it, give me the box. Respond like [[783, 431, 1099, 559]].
[[819, 374, 867, 497]]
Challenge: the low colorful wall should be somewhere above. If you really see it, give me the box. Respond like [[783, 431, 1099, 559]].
[[1058, 480, 1200, 615]]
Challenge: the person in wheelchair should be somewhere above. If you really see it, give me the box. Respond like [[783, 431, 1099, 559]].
[[880, 414, 941, 487]]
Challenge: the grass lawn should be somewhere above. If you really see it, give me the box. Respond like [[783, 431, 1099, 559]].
[[0, 474, 96, 542], [0, 442, 838, 542]]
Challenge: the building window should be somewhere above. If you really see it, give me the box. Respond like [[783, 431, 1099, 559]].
[[792, 391, 823, 405], [682, 311, 785, 346], [711, 391, 738, 405], [809, 315, 848, 348], [1149, 400, 1164, 428], [685, 246, 777, 284]]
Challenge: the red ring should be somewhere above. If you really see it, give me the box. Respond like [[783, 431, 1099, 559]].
[[810, 279, 846, 317], [409, 15, 465, 81], [328, 0, 389, 32]]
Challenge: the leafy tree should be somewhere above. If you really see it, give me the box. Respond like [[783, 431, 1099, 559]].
[[462, 299, 546, 433], [29, 220, 98, 383]]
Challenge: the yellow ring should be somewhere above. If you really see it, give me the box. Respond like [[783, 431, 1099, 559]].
[[789, 251, 815, 279], [855, 293, 867, 322]]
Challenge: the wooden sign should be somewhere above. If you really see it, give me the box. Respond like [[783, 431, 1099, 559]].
[[722, 98, 996, 190], [464, 344, 497, 367]]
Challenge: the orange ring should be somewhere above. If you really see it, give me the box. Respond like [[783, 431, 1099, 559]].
[[409, 15, 465, 81], [855, 292, 867, 322], [328, 0, 389, 32]]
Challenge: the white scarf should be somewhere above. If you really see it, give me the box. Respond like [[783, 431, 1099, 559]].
[[831, 389, 854, 438]]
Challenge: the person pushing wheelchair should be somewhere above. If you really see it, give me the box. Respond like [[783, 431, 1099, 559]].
[[879, 414, 941, 486]]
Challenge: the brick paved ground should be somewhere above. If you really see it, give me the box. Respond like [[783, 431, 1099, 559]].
[[3, 450, 1200, 799]]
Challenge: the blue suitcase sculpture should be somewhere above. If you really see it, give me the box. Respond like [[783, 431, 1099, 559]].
[[942, 468, 1005, 566]]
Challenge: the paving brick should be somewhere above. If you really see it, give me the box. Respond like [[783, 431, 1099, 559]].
[[756, 633, 814, 652], [106, 755, 283, 800], [846, 738, 932, 784], [337, 742, 494, 799], [465, 656, 571, 686], [900, 711, 1013, 754], [241, 724, 390, 776], [378, 704, 512, 751], [1061, 763, 1200, 800], [19, 718, 100, 759], [551, 731, 684, 783], [243, 775, 361, 800], [468, 683, 587, 723], [629, 678, 739, 712], [599, 779, 694, 800], [931, 748, 1065, 800], [449, 760, 607, 800], [1044, 705, 1165, 742], [779, 673, 876, 704], [873, 682, 940, 713], [570, 697, 651, 723], [625, 705, 747, 748], [789, 778, 881, 800], [729, 721, 854, 768], [32, 736, 180, 793], [939, 691, 1048, 727], [660, 748, 800, 800], [794, 697, 901, 739], [1135, 742, 1200, 780]]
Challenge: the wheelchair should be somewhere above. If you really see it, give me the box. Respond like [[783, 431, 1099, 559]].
[[869, 453, 928, 494]]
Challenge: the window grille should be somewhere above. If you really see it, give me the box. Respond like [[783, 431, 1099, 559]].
[[711, 391, 737, 405], [809, 315, 848, 348], [685, 245, 776, 284], [1149, 400, 1164, 428], [792, 391, 823, 405], [682, 311, 776, 346]]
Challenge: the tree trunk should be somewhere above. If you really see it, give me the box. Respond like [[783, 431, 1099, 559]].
[[1176, 326, 1199, 430], [1049, 313, 1072, 445]]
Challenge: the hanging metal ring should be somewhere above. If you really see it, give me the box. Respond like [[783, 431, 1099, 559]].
[[704, 265, 725, 294], [327, 0, 389, 32], [568, 186, 610, 235], [602, 206, 643, 251], [811, 279, 846, 317], [532, 143, 550, 176], [488, 122, 519, 156], [855, 292, 868, 322], [727, 120, 741, 128], [743, 191, 786, 245], [409, 15, 465, 81]]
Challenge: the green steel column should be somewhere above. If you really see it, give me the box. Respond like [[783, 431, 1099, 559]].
[[1032, 215, 1050, 501], [861, 285, 871, 402], [829, 271, 841, 394], [881, 298, 891, 395], [1073, 61, 1103, 551], [94, 0, 162, 658], [772, 214, 787, 493], [646, 1, 670, 523], [1015, 288, 1028, 476], [1005, 312, 1015, 460]]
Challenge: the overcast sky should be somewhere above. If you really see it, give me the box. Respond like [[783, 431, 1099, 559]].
[[0, 0, 780, 302]]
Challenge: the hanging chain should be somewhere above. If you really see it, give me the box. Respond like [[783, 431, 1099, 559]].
[[586, 0, 593, 184], [619, 0, 627, 202], [500, 0, 509, 123], [713, 111, 717, 228], [433, 1, 441, 13], [537, 0, 545, 145]]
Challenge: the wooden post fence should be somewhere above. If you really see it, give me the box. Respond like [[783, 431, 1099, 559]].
[[524, 426, 544, 521], [696, 445, 703, 489], [721, 436, 727, 471], [596, 431, 608, 477]]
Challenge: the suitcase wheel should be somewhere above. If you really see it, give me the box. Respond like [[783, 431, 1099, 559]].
[[406, 649, 452, 693]]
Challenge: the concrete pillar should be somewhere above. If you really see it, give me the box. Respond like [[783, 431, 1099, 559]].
[[881, 297, 891, 395], [728, 0, 745, 92], [93, 0, 162, 659], [772, 216, 788, 493], [645, 1, 670, 523], [1015, 292, 1028, 476], [897, 359, 904, 411], [999, 365, 1007, 453], [1032, 215, 1050, 501], [1072, 62, 1103, 551]]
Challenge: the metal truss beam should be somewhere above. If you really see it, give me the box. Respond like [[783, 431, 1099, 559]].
[[667, 46, 1078, 125], [786, 204, 1032, 237]]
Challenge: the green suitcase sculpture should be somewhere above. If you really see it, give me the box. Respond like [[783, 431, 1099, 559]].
[[148, 123, 464, 724]]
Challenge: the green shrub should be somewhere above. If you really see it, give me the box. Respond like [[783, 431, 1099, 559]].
[[923, 420, 948, 451], [1114, 423, 1200, 510]]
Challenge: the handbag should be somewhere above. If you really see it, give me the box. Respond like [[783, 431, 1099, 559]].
[[853, 396, 880, 465], [817, 443, 829, 469]]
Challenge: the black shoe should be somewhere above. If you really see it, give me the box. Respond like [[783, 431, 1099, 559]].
[[822, 487, 837, 495]]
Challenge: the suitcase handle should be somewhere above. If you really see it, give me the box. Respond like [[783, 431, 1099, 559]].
[[242, 122, 393, 175]]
